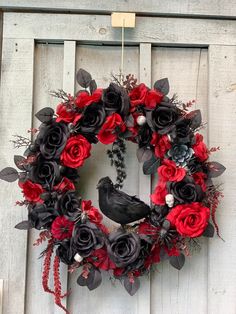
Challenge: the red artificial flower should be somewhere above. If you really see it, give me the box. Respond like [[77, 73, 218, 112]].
[[151, 133, 171, 159], [60, 135, 91, 168], [75, 89, 102, 109], [138, 221, 158, 236], [19, 180, 44, 203], [164, 246, 180, 257], [151, 180, 168, 205], [53, 177, 75, 192], [158, 159, 186, 182], [166, 202, 210, 238], [113, 267, 125, 277], [129, 83, 148, 108], [51, 216, 74, 240], [193, 172, 207, 192], [144, 89, 163, 109], [88, 248, 116, 271], [192, 133, 209, 162], [145, 244, 161, 267], [81, 200, 102, 225], [97, 113, 126, 145], [56, 103, 77, 124]]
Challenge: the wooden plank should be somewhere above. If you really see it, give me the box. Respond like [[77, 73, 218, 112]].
[[1, 0, 236, 18], [68, 44, 144, 314], [208, 45, 236, 314], [0, 37, 34, 314], [136, 42, 152, 314], [3, 12, 236, 47], [25, 43, 64, 314], [150, 47, 208, 314]]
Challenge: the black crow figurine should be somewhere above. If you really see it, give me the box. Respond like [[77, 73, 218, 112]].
[[97, 176, 151, 225]]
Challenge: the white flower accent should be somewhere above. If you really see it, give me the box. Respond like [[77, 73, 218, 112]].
[[137, 115, 146, 126], [74, 253, 83, 263], [165, 194, 174, 208]]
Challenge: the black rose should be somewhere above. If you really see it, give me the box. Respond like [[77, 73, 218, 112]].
[[168, 176, 204, 204], [150, 103, 181, 134], [137, 124, 152, 148], [102, 83, 129, 117], [107, 231, 140, 268], [60, 166, 79, 181], [149, 205, 169, 227], [36, 121, 69, 159], [56, 190, 81, 218], [28, 203, 58, 230], [71, 222, 104, 257], [29, 158, 60, 188], [170, 119, 193, 144], [56, 240, 74, 265], [76, 102, 106, 135]]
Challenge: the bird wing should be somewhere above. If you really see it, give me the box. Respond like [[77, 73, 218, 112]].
[[110, 189, 143, 206]]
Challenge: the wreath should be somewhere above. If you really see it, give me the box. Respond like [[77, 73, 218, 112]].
[[0, 69, 226, 313]]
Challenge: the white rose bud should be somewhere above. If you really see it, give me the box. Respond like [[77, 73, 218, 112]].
[[74, 253, 83, 263], [137, 115, 146, 126], [165, 194, 174, 208]]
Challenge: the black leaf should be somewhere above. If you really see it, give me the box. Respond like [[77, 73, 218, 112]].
[[124, 276, 140, 296], [143, 155, 160, 175], [203, 222, 215, 238], [0, 167, 19, 182], [169, 253, 185, 270], [120, 130, 133, 139], [154, 78, 169, 95], [14, 155, 26, 171], [89, 79, 97, 94], [137, 147, 154, 163], [76, 68, 92, 88], [35, 107, 54, 123], [207, 161, 226, 178], [15, 220, 32, 230], [125, 115, 134, 128], [87, 268, 102, 291], [187, 110, 202, 130], [77, 274, 87, 287]]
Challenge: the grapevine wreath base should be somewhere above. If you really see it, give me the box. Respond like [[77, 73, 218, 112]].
[[0, 69, 226, 313]]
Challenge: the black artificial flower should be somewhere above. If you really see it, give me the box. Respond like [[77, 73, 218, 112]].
[[28, 203, 59, 230], [168, 176, 204, 204], [56, 240, 74, 265], [60, 166, 80, 181], [75, 102, 106, 135], [107, 230, 141, 268], [169, 119, 193, 144], [137, 124, 152, 148], [187, 157, 205, 174], [35, 121, 69, 160], [167, 144, 194, 167], [29, 157, 60, 188], [71, 222, 104, 258], [149, 205, 169, 227], [56, 190, 81, 218], [102, 83, 130, 117], [150, 103, 181, 134]]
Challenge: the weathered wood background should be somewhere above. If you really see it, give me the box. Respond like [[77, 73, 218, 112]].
[[0, 2, 235, 314]]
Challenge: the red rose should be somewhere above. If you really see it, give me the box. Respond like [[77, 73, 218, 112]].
[[60, 135, 91, 168], [97, 113, 126, 145], [144, 89, 163, 109], [151, 133, 171, 159], [193, 172, 207, 192], [88, 248, 116, 271], [51, 216, 74, 240], [129, 83, 148, 108], [53, 177, 75, 192], [56, 103, 76, 123], [158, 159, 186, 182], [166, 202, 210, 238], [75, 89, 102, 109], [19, 180, 44, 203], [151, 180, 168, 205], [81, 200, 102, 225], [192, 133, 209, 161]]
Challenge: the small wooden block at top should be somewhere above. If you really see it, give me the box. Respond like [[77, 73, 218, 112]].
[[111, 13, 136, 28]]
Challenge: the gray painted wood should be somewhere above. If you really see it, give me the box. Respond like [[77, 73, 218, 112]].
[[208, 45, 236, 314], [1, 0, 236, 18], [3, 13, 236, 46], [0, 37, 34, 314]]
